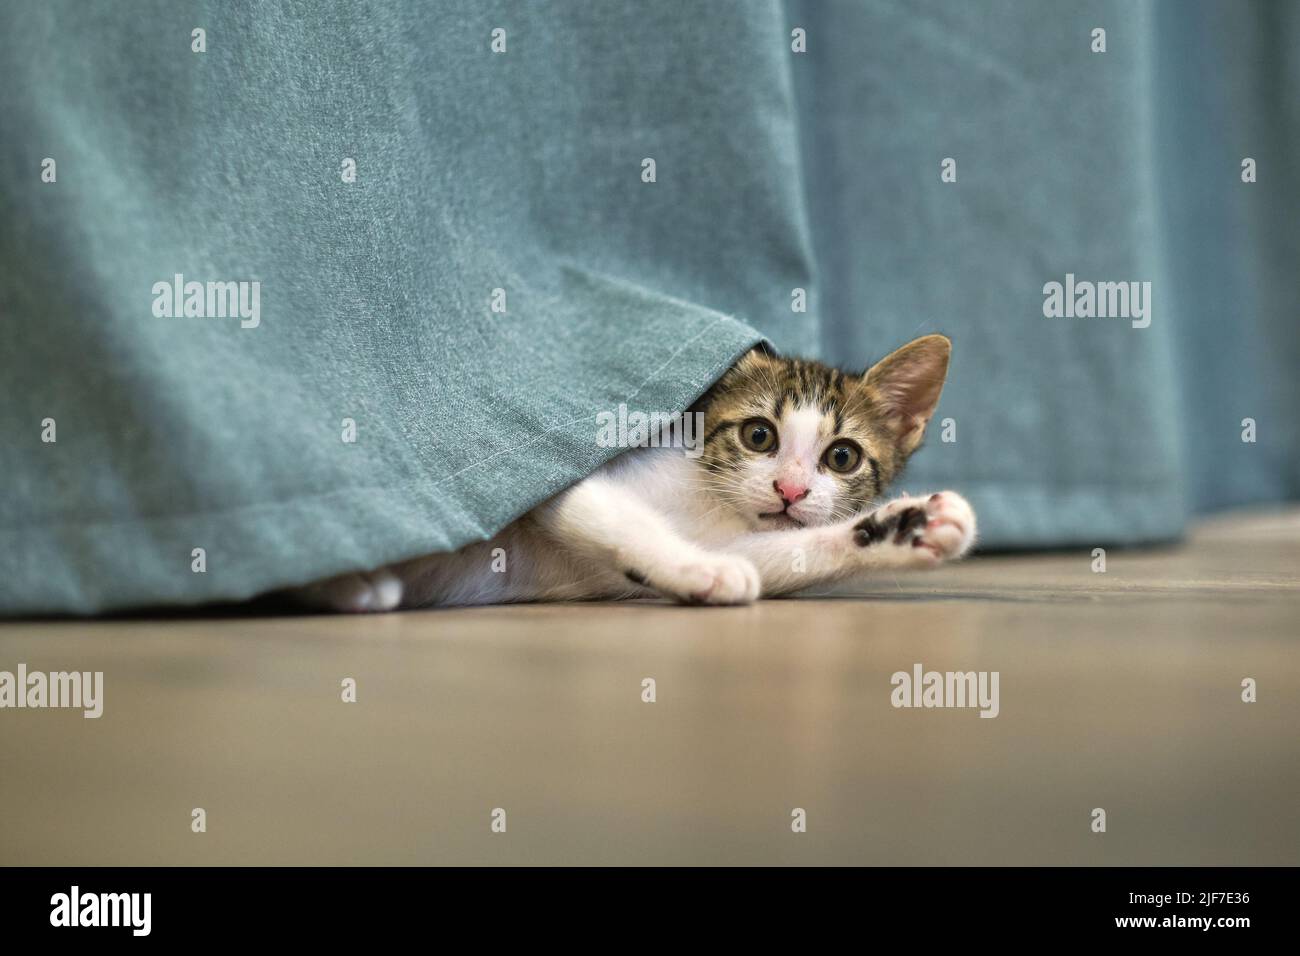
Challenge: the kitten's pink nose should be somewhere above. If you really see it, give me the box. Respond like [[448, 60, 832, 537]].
[[774, 480, 810, 506]]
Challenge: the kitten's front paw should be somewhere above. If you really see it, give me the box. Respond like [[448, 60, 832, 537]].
[[641, 554, 761, 605], [854, 491, 976, 566]]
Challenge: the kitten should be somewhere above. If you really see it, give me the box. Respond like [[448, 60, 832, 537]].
[[292, 334, 975, 611]]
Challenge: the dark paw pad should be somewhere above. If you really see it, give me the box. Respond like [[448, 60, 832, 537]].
[[893, 506, 928, 543], [854, 506, 926, 548], [853, 514, 889, 547]]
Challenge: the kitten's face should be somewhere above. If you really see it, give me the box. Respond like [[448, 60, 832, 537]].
[[696, 335, 951, 530]]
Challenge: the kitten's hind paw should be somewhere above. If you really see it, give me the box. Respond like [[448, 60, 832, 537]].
[[854, 491, 976, 566], [288, 569, 404, 613]]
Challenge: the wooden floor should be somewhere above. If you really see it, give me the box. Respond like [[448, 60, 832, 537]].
[[2, 510, 1297, 865]]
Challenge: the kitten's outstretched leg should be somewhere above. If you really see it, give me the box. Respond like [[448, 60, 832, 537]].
[[729, 491, 976, 597], [534, 476, 761, 605]]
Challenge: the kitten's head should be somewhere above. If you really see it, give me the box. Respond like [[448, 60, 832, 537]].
[[696, 334, 950, 529]]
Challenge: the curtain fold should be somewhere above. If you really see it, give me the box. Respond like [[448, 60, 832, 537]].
[[0, 1, 804, 614]]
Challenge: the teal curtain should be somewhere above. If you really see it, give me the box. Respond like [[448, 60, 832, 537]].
[[1150, 1, 1300, 514], [2, 1, 1296, 614]]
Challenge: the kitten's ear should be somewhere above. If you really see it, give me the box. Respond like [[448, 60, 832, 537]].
[[862, 334, 951, 455]]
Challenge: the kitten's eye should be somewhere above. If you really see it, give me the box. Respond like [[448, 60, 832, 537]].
[[824, 441, 862, 473], [739, 418, 778, 453]]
